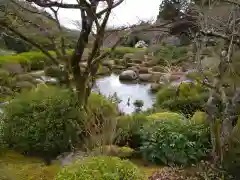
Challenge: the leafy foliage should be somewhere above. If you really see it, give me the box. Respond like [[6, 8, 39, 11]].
[[2, 85, 83, 160], [55, 156, 145, 180], [0, 51, 55, 71], [116, 114, 148, 149], [156, 83, 209, 116], [223, 122, 240, 179], [139, 116, 211, 165]]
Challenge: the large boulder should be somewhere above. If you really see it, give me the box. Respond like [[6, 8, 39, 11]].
[[139, 74, 152, 82], [119, 70, 137, 81], [2, 63, 23, 75], [138, 67, 149, 74]]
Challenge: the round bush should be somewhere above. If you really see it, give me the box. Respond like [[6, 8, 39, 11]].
[[140, 117, 210, 165], [55, 156, 144, 180], [116, 114, 148, 149], [156, 83, 209, 116], [147, 112, 186, 122], [191, 111, 208, 124], [2, 85, 83, 160]]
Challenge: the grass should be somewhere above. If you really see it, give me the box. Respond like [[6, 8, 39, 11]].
[[0, 151, 163, 180], [0, 151, 60, 180]]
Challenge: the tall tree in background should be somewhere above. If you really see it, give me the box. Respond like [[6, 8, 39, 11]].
[[158, 0, 190, 20]]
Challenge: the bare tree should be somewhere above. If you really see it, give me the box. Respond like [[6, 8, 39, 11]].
[[190, 0, 240, 164]]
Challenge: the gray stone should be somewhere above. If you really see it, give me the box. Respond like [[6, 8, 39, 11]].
[[138, 74, 152, 82], [2, 63, 23, 75], [119, 70, 137, 81]]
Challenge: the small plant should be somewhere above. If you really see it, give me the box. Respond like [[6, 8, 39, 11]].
[[140, 116, 210, 166], [55, 156, 145, 180]]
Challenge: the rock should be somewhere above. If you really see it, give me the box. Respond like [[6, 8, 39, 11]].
[[2, 63, 23, 75], [132, 59, 142, 64], [151, 72, 162, 82], [112, 65, 125, 70], [15, 81, 35, 90], [150, 83, 163, 93], [102, 60, 115, 68], [138, 74, 152, 82], [56, 151, 88, 167], [169, 74, 182, 82], [119, 70, 137, 81], [126, 63, 140, 68], [135, 40, 148, 48], [29, 70, 45, 78], [123, 53, 135, 62], [138, 67, 149, 73], [152, 66, 165, 72]]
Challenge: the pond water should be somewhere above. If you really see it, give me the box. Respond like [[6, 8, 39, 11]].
[[93, 74, 155, 114]]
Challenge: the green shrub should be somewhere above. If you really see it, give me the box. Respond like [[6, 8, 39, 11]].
[[147, 112, 186, 122], [156, 83, 209, 116], [55, 156, 144, 180], [116, 114, 148, 149], [140, 118, 210, 165], [191, 111, 208, 124], [0, 118, 6, 155], [0, 51, 57, 71], [223, 122, 240, 179], [87, 93, 118, 120], [2, 85, 83, 161]]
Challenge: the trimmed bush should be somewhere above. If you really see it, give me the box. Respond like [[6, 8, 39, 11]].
[[191, 111, 208, 124], [0, 51, 55, 71], [140, 116, 210, 165], [147, 112, 186, 122], [2, 85, 83, 161], [156, 83, 209, 116], [55, 156, 144, 180]]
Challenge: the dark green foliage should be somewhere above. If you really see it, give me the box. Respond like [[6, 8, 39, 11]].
[[116, 114, 148, 149], [223, 123, 240, 179], [156, 83, 209, 116], [153, 45, 188, 65], [158, 0, 189, 20], [139, 118, 211, 165], [2, 85, 83, 160], [55, 156, 144, 180]]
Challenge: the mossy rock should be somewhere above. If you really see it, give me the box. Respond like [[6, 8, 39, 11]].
[[147, 112, 186, 122], [138, 67, 149, 73], [15, 81, 35, 91], [97, 66, 110, 75], [92, 145, 135, 158], [15, 74, 35, 83]]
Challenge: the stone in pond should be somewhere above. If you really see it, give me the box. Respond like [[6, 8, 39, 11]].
[[119, 70, 137, 81], [139, 74, 152, 82]]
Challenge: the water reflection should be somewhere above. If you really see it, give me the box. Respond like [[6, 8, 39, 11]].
[[93, 74, 155, 114]]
